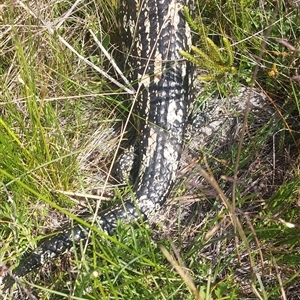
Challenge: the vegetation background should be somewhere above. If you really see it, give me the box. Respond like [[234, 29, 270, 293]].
[[0, 0, 299, 299]]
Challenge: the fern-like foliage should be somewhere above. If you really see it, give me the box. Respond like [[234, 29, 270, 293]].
[[180, 7, 236, 81]]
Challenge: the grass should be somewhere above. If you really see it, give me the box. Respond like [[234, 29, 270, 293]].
[[0, 0, 299, 299]]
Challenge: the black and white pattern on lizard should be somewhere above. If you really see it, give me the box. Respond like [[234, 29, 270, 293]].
[[2, 0, 193, 290]]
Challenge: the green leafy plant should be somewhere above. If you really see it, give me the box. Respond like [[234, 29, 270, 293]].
[[180, 6, 236, 81]]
